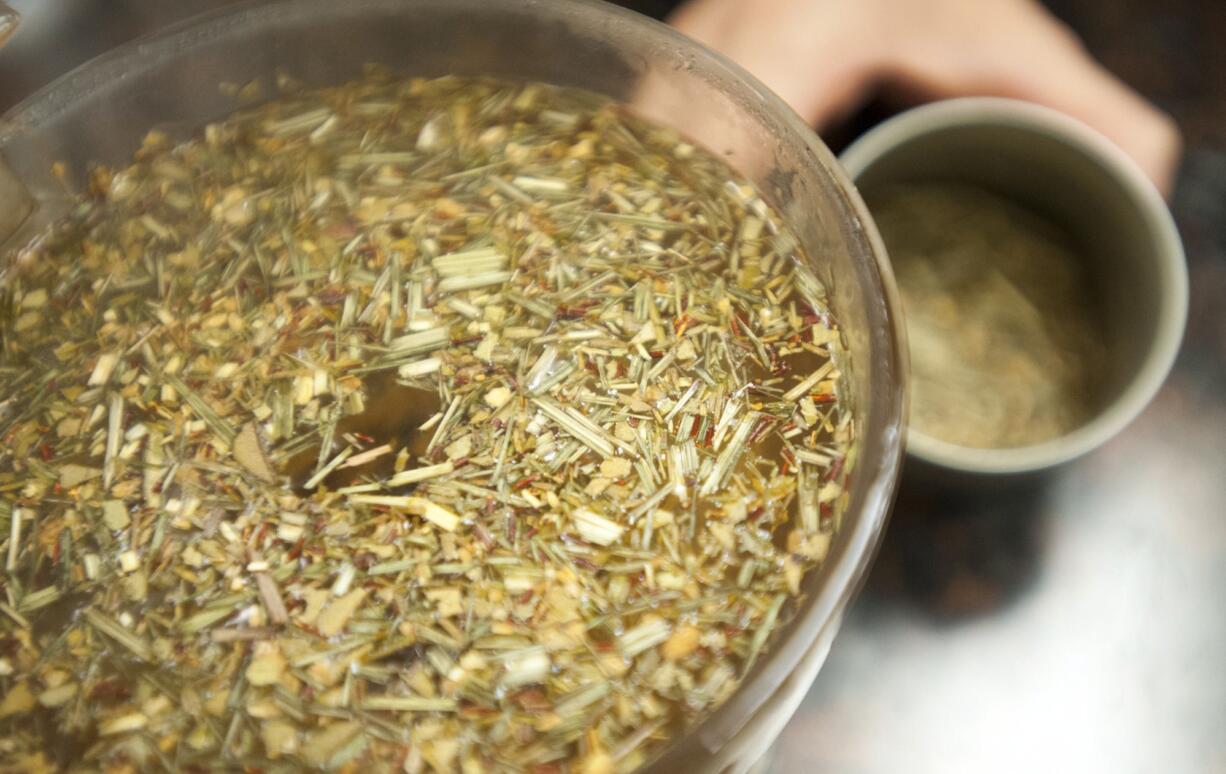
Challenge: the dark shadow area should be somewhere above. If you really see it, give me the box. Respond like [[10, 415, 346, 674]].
[[856, 458, 1050, 623], [1171, 149, 1226, 394]]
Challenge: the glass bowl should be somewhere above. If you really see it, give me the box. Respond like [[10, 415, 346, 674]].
[[0, 0, 906, 770]]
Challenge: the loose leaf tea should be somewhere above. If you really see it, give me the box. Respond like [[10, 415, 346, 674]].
[[0, 73, 853, 772], [868, 182, 1106, 449]]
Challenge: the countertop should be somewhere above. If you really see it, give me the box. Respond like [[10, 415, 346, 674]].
[[1, 2, 1223, 773]]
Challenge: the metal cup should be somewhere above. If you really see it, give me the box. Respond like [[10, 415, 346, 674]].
[[841, 98, 1187, 474]]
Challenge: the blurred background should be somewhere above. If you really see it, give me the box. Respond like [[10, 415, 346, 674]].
[[1, 1, 1223, 772]]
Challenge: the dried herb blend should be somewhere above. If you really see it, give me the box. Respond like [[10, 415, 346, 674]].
[[0, 74, 852, 772], [868, 182, 1105, 449]]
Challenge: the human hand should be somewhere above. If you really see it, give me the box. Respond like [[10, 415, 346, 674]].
[[669, 0, 1181, 195]]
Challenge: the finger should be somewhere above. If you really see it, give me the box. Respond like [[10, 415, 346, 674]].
[[668, 0, 880, 129], [878, 12, 1181, 195], [1016, 58, 1182, 196]]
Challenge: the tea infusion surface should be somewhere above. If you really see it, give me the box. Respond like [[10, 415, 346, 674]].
[[0, 75, 853, 772]]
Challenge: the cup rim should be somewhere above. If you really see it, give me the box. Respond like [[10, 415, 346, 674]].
[[840, 97, 1188, 474]]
